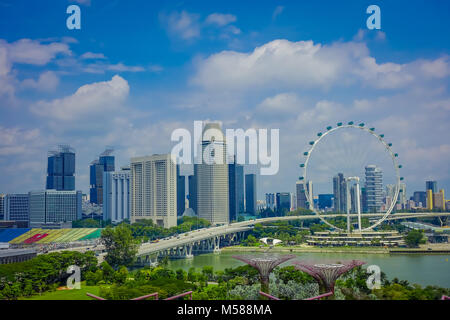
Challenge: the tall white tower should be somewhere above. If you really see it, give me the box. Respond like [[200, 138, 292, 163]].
[[130, 154, 177, 228], [195, 122, 229, 225]]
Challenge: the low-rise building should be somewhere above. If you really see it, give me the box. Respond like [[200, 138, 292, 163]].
[[306, 231, 405, 247]]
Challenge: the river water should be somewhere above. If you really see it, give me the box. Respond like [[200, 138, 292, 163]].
[[167, 251, 450, 288]]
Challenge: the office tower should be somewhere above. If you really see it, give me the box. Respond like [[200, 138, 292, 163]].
[[188, 175, 197, 214], [245, 174, 257, 215], [296, 180, 313, 210], [176, 165, 186, 216], [103, 166, 131, 223], [318, 194, 333, 210], [228, 162, 238, 221], [0, 194, 4, 220], [427, 189, 434, 210], [29, 190, 82, 227], [413, 191, 427, 208], [195, 123, 229, 225], [426, 181, 437, 194], [333, 173, 347, 213], [276, 192, 291, 212], [130, 154, 177, 228], [5, 194, 29, 224], [433, 190, 445, 210], [365, 165, 383, 213], [361, 187, 368, 212], [46, 145, 76, 191], [265, 193, 275, 210], [291, 192, 297, 211], [90, 148, 115, 205]]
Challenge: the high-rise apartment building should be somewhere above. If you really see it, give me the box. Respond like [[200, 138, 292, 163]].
[[5, 194, 29, 224], [29, 190, 82, 227], [46, 145, 76, 191], [195, 123, 229, 225], [176, 165, 186, 216], [130, 154, 177, 228], [365, 165, 383, 213], [90, 149, 115, 205], [245, 174, 256, 215], [103, 166, 131, 223]]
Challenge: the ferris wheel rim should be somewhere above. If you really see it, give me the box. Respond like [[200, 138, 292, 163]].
[[301, 123, 401, 232]]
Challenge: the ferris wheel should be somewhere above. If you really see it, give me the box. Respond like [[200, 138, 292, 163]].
[[299, 122, 403, 232]]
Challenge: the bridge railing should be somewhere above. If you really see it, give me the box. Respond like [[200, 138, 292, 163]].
[[164, 291, 193, 300], [258, 291, 334, 300], [86, 293, 107, 300], [131, 292, 159, 300], [259, 292, 280, 300]]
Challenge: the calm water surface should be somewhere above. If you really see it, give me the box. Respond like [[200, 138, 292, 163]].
[[167, 251, 450, 288]]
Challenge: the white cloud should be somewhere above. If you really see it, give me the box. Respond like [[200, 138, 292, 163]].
[[205, 13, 237, 26], [160, 11, 201, 40], [22, 71, 59, 92], [30, 75, 129, 121], [80, 52, 106, 60], [272, 6, 285, 20]]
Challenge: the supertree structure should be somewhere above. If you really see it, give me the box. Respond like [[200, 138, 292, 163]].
[[292, 260, 366, 295], [232, 254, 296, 294]]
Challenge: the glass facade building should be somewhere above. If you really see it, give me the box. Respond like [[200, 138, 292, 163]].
[[365, 165, 383, 213], [90, 153, 115, 205], [176, 165, 186, 216], [245, 174, 256, 215], [5, 194, 29, 224], [46, 146, 76, 191]]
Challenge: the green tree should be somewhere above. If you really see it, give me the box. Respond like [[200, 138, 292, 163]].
[[404, 229, 425, 248], [101, 224, 138, 268]]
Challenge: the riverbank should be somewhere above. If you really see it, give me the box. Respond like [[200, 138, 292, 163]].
[[222, 243, 450, 255]]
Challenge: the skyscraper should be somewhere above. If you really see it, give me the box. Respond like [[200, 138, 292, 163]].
[[103, 166, 131, 223], [46, 145, 75, 191], [236, 164, 245, 214], [90, 148, 115, 205], [245, 173, 257, 215], [365, 165, 383, 213], [413, 191, 427, 208], [188, 175, 197, 214], [228, 162, 238, 221], [296, 180, 313, 210], [29, 190, 82, 227], [176, 165, 186, 216], [195, 122, 229, 225], [0, 194, 4, 220], [426, 181, 437, 194], [333, 173, 347, 213], [265, 193, 275, 210], [130, 154, 177, 228], [318, 194, 333, 210]]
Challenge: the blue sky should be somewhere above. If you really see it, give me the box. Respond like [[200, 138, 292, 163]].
[[0, 0, 449, 200]]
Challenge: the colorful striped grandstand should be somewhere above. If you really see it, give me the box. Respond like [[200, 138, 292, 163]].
[[0, 228, 102, 245]]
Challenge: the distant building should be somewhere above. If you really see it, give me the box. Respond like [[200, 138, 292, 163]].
[[265, 193, 275, 210], [188, 175, 197, 214], [0, 194, 4, 220], [290, 192, 297, 211], [90, 149, 115, 205], [296, 181, 313, 210], [130, 154, 177, 228], [176, 165, 186, 217], [427, 189, 434, 210], [413, 191, 426, 208], [245, 174, 256, 215], [276, 192, 291, 212], [29, 190, 82, 227], [228, 162, 237, 221], [365, 165, 383, 213], [318, 194, 333, 210], [195, 122, 229, 225], [333, 173, 347, 213], [46, 145, 76, 191], [426, 181, 437, 194], [103, 166, 131, 223], [5, 194, 29, 225], [433, 190, 445, 210]]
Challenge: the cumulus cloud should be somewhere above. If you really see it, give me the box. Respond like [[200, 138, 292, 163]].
[[160, 11, 201, 40], [191, 39, 450, 91], [30, 75, 129, 120]]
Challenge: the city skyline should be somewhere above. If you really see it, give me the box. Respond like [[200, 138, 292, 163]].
[[0, 1, 449, 200]]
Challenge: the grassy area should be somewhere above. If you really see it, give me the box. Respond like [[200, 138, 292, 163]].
[[20, 283, 101, 300]]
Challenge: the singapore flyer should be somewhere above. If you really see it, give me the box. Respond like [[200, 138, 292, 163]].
[[299, 122, 403, 232]]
